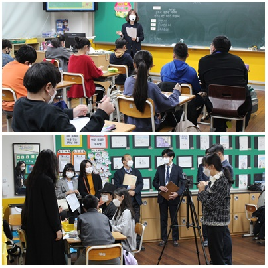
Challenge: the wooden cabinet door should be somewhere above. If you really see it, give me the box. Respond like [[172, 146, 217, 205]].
[[142, 218, 161, 241], [233, 193, 249, 213], [232, 213, 250, 233], [180, 196, 198, 217], [141, 197, 160, 220]]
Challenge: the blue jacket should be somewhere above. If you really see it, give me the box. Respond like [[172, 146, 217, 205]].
[[123, 76, 181, 131], [161, 59, 201, 94]]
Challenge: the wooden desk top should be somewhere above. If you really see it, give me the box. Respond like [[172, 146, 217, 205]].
[[57, 81, 76, 89], [66, 232, 127, 244], [104, 120, 136, 132]]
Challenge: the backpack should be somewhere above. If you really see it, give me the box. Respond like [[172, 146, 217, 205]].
[[123, 250, 138, 265], [248, 86, 258, 114], [175, 112, 201, 132]]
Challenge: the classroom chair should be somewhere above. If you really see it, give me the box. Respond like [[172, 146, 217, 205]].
[[63, 72, 95, 115], [43, 58, 60, 68], [17, 229, 26, 265], [85, 243, 123, 265], [131, 223, 146, 254], [8, 214, 21, 230], [208, 84, 247, 132], [115, 95, 156, 131], [107, 64, 129, 95], [2, 88, 17, 132], [242, 204, 258, 237]]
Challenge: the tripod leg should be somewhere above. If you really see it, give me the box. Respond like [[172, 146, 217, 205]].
[[189, 197, 209, 265], [157, 194, 184, 265]]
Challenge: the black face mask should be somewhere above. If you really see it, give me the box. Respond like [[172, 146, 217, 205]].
[[5, 49, 10, 55]]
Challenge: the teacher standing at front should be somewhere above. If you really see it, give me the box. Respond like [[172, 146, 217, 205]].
[[116, 9, 144, 58]]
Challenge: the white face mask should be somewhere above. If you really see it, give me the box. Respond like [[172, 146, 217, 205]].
[[48, 88, 57, 104], [163, 157, 170, 164], [86, 167, 93, 174], [203, 167, 211, 177], [113, 198, 121, 207], [21, 167, 25, 171], [102, 195, 109, 203], [127, 160, 134, 168], [129, 14, 136, 21], [66, 172, 74, 179]]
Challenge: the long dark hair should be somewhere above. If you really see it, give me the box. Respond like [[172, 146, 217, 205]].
[[79, 159, 92, 179], [26, 149, 58, 188], [133, 50, 153, 112], [74, 37, 90, 50], [15, 161, 25, 175], [202, 153, 233, 184], [114, 188, 135, 219]]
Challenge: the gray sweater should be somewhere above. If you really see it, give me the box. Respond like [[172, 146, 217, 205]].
[[197, 172, 231, 226], [78, 208, 115, 247]]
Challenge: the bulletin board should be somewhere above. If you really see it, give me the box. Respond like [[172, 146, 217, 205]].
[[54, 135, 265, 192]]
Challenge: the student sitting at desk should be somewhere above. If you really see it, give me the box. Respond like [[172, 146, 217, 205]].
[[2, 45, 37, 112], [109, 38, 134, 85], [2, 39, 14, 67], [160, 42, 204, 125], [12, 62, 114, 132], [68, 37, 104, 103], [123, 50, 181, 132], [75, 194, 120, 265], [45, 35, 70, 71]]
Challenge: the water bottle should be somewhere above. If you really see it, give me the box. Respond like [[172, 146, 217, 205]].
[[74, 218, 78, 233], [59, 67, 63, 82]]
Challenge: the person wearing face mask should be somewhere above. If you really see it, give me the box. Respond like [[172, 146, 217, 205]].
[[113, 154, 143, 250], [98, 183, 117, 220], [67, 37, 105, 104], [153, 149, 185, 247], [2, 39, 14, 67], [78, 160, 102, 200], [116, 9, 144, 58], [14, 161, 26, 195], [207, 143, 234, 265], [12, 62, 115, 132], [197, 153, 233, 265], [55, 163, 81, 220], [75, 194, 119, 265], [2, 45, 37, 112], [111, 188, 137, 253]]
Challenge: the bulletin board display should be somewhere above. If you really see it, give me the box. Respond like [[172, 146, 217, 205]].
[[54, 135, 265, 192]]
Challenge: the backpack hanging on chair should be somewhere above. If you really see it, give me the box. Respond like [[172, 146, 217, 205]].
[[174, 111, 201, 132]]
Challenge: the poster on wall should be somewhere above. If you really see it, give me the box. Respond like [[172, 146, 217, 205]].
[[13, 143, 40, 195]]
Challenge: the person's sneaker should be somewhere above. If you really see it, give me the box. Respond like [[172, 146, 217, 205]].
[[173, 241, 179, 247], [158, 240, 165, 246], [203, 240, 208, 247]]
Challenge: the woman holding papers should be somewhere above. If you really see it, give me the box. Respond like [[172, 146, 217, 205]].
[[116, 9, 144, 58], [21, 149, 65, 264], [55, 163, 81, 219]]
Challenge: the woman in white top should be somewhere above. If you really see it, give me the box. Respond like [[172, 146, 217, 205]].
[[55, 163, 81, 219], [111, 188, 136, 252]]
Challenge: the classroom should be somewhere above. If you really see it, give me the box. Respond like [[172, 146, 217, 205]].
[[2, 134, 265, 265], [2, 2, 265, 132]]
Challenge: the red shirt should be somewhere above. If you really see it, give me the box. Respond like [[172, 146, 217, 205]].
[[67, 54, 103, 98]]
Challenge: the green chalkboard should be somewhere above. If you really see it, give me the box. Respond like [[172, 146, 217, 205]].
[[94, 2, 134, 43], [137, 2, 265, 48], [55, 135, 265, 192]]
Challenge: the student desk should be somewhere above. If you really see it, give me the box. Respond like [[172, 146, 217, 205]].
[[162, 93, 196, 118], [56, 81, 76, 103], [70, 117, 136, 132], [65, 231, 127, 265]]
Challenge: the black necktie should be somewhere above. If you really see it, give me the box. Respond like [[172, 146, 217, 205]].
[[166, 165, 170, 184]]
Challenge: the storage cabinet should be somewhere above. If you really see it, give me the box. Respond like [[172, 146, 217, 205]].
[[11, 42, 39, 58]]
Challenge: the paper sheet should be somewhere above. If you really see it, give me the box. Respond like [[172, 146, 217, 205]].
[[238, 155, 248, 169], [239, 136, 248, 150], [123, 174, 137, 186], [126, 27, 137, 38], [220, 135, 229, 149], [180, 135, 189, 149], [178, 156, 192, 168], [57, 198, 68, 210], [66, 193, 80, 212], [258, 137, 265, 150], [70, 117, 90, 132], [200, 136, 209, 150], [258, 155, 265, 168], [239, 175, 248, 189]]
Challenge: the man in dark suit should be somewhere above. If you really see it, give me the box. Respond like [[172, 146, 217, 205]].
[[113, 153, 144, 249], [153, 149, 185, 247]]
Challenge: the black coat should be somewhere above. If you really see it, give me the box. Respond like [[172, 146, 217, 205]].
[[122, 22, 144, 56], [153, 164, 185, 205], [113, 167, 143, 205], [78, 173, 102, 199], [22, 174, 65, 265]]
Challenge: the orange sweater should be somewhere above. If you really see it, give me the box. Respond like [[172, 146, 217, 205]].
[[2, 61, 29, 111]]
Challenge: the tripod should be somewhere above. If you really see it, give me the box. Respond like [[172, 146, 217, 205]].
[[157, 178, 209, 265]]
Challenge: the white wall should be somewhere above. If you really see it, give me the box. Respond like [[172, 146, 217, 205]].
[[2, 135, 55, 199], [2, 2, 94, 39]]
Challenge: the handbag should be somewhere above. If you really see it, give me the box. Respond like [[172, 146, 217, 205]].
[[174, 112, 201, 132], [123, 250, 138, 265]]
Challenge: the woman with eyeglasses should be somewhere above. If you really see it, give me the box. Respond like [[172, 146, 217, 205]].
[[55, 163, 81, 219]]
